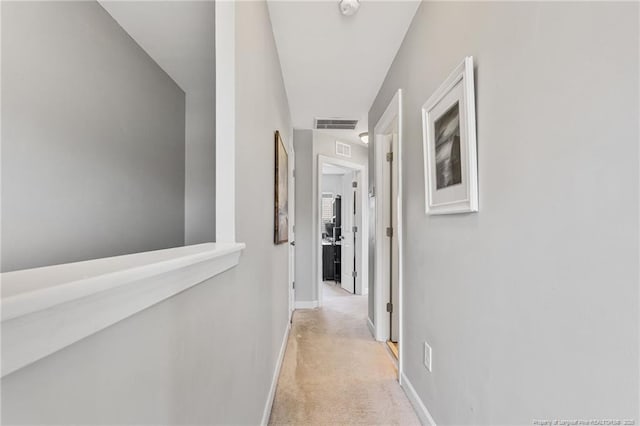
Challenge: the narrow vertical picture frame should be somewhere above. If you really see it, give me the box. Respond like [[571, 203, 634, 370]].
[[421, 56, 478, 215], [274, 130, 289, 244]]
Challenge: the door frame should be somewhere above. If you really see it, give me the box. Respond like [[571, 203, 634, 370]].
[[287, 131, 295, 322], [316, 155, 368, 307], [373, 89, 404, 381]]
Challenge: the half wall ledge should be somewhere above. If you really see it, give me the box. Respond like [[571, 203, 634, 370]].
[[1, 242, 246, 377]]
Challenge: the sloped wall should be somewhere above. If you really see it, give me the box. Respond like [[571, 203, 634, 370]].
[[1, 1, 186, 272]]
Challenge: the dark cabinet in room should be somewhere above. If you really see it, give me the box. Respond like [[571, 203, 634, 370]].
[[322, 245, 334, 281], [322, 243, 341, 282]]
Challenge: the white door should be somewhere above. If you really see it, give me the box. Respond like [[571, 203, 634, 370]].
[[352, 174, 360, 294], [389, 133, 400, 342], [341, 172, 355, 293], [353, 171, 368, 294]]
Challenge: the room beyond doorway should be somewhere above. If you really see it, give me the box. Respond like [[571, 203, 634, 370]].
[[316, 156, 368, 307]]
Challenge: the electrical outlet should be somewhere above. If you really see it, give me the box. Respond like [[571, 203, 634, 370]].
[[423, 341, 432, 372]]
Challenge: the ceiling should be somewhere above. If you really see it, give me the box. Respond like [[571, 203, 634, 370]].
[[267, 0, 420, 144], [99, 1, 418, 147], [99, 1, 215, 95]]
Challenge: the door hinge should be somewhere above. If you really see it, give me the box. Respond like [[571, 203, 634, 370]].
[[386, 152, 393, 162], [352, 225, 358, 233], [386, 227, 393, 237], [352, 271, 357, 278], [386, 302, 393, 313], [292, 281, 295, 289], [352, 181, 358, 188]]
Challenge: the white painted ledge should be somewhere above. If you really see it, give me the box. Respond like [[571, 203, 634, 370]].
[[1, 242, 245, 377]]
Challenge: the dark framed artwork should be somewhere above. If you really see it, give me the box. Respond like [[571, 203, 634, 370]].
[[274, 131, 289, 244]]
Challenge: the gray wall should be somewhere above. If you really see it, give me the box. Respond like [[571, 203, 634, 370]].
[[184, 1, 216, 245], [322, 174, 343, 196], [314, 131, 369, 165], [294, 130, 368, 303], [185, 92, 216, 244], [1, 1, 186, 272], [369, 2, 639, 424], [1, 1, 291, 424], [294, 129, 315, 302]]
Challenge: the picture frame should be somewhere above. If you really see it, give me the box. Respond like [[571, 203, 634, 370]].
[[421, 56, 478, 215], [274, 130, 289, 244]]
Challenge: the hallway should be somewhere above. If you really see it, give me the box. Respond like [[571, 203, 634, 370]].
[[269, 283, 419, 425], [2, 1, 638, 424]]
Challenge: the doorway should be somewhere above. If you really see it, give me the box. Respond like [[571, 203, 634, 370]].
[[373, 89, 404, 379], [316, 156, 368, 306]]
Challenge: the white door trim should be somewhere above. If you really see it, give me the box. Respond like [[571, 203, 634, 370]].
[[287, 131, 295, 323], [214, 0, 236, 243], [373, 89, 404, 381], [316, 155, 368, 307]]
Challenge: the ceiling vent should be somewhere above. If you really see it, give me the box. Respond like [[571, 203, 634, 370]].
[[314, 118, 358, 130], [335, 141, 352, 158]]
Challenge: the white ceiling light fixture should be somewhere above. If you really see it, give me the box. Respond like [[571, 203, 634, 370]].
[[338, 0, 360, 16], [359, 132, 369, 144]]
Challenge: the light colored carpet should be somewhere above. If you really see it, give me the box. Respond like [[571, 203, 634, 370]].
[[269, 282, 420, 425]]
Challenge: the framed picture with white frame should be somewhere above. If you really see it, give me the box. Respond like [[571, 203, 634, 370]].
[[421, 56, 478, 215]]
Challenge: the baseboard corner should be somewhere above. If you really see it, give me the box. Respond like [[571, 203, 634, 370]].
[[367, 317, 375, 338], [400, 372, 437, 426]]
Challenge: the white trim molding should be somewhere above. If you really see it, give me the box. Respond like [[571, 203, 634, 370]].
[[294, 300, 319, 309], [261, 322, 291, 426], [215, 0, 236, 242], [400, 372, 437, 426], [1, 242, 245, 377], [373, 89, 404, 379]]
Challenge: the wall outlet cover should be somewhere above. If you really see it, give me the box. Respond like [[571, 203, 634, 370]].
[[423, 341, 432, 372]]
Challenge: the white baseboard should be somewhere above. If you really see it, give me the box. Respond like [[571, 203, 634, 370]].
[[294, 300, 318, 309], [260, 322, 290, 426], [400, 372, 437, 426], [367, 317, 375, 338]]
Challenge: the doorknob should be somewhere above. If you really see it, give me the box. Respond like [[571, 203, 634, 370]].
[[290, 241, 296, 246]]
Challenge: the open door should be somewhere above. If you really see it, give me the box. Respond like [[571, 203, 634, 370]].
[[341, 171, 356, 293], [353, 171, 363, 295], [374, 89, 403, 371], [352, 181, 358, 294], [389, 133, 399, 343]]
